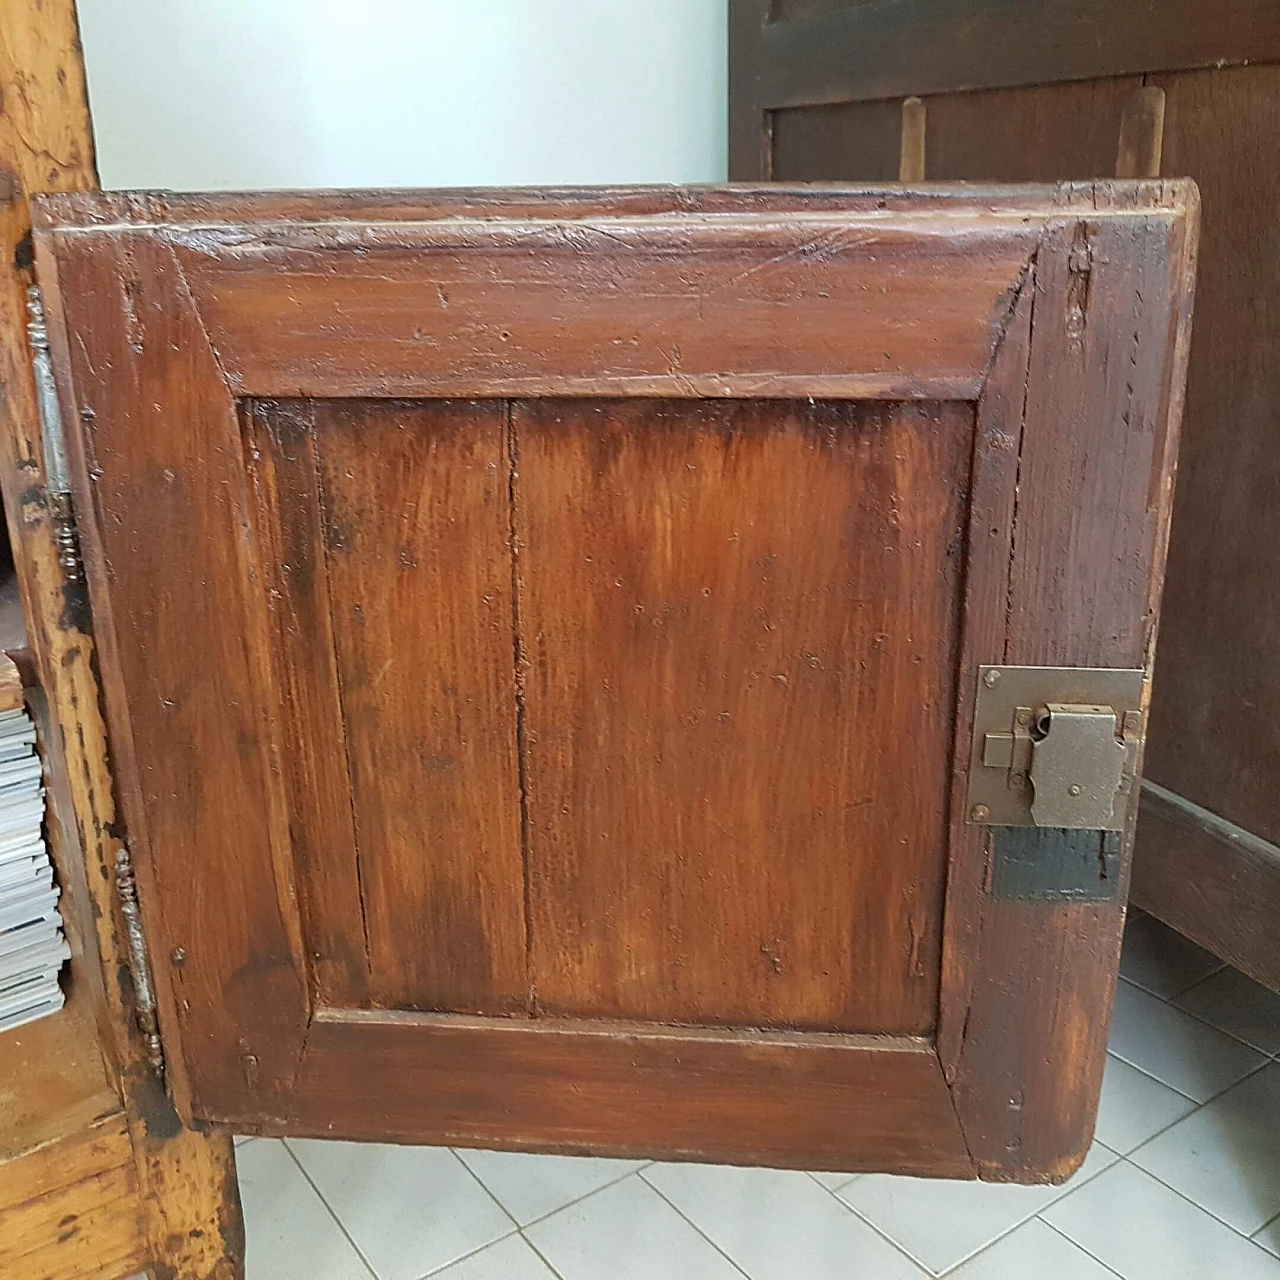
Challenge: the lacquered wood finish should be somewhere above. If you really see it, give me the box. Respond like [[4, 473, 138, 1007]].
[[514, 397, 969, 1033], [34, 184, 1197, 1180]]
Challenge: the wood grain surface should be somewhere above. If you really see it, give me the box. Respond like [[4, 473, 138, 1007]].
[[1133, 784, 1280, 993], [0, 1, 242, 1275], [311, 399, 526, 1014], [239, 1011, 975, 1178], [733, 0, 1280, 995], [516, 397, 968, 1033], [34, 184, 1197, 1179], [0, 1115, 145, 1280], [741, 0, 1280, 113], [947, 198, 1199, 1179], [1141, 65, 1280, 850], [43, 231, 311, 1116]]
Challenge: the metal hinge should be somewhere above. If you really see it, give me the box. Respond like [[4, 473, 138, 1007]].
[[115, 846, 166, 1076], [967, 666, 1145, 902], [27, 288, 165, 1077], [26, 285, 85, 583]]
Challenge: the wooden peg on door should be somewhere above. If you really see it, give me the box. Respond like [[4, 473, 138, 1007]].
[[899, 97, 926, 182], [1116, 86, 1166, 178]]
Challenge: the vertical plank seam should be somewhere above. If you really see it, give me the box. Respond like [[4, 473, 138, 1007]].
[[505, 401, 536, 1016], [307, 403, 376, 997], [1003, 254, 1039, 667]]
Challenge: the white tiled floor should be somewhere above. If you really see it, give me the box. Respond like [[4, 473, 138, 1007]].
[[235, 912, 1280, 1279]]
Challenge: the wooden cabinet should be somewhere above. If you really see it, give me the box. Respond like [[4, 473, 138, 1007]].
[[729, 0, 1280, 993], [0, 5, 239, 1277], [24, 183, 1196, 1187], [0, 7, 1202, 1273]]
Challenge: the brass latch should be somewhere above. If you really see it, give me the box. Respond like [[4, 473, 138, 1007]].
[[967, 666, 1145, 830]]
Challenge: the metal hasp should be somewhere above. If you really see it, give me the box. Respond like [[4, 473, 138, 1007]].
[[967, 666, 1146, 830]]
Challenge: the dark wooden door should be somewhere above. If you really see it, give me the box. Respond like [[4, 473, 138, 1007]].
[[33, 185, 1196, 1181], [731, 0, 1280, 993]]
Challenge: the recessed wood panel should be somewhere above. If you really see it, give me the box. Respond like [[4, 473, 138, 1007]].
[[253, 399, 528, 1016], [772, 98, 904, 182], [515, 398, 971, 1033], [925, 78, 1144, 181], [772, 78, 1142, 186]]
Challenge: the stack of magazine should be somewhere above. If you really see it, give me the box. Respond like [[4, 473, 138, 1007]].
[[0, 703, 66, 1033]]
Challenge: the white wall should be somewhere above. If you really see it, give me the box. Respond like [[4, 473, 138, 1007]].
[[76, 0, 728, 191]]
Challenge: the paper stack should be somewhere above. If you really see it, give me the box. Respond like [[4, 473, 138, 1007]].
[[0, 686, 67, 1034]]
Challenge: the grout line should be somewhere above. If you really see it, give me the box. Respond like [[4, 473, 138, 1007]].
[[1170, 962, 1230, 1003], [1103, 1048, 1202, 1105], [517, 1229, 570, 1280], [636, 1169, 755, 1278], [1254, 1209, 1280, 1249], [455, 1155, 655, 1234], [417, 1228, 524, 1280], [1110, 1048, 1273, 1122], [810, 1172, 940, 1275], [1114, 1153, 1280, 1246], [1036, 1215, 1128, 1279], [637, 1171, 757, 1279], [278, 1138, 380, 1280], [1166, 994, 1280, 1058], [1165, 964, 1228, 1002], [1132, 970, 1280, 1055], [803, 1169, 858, 1195], [1116, 969, 1223, 1006], [1107, 1009, 1271, 1107], [929, 1143, 1122, 1277], [449, 1148, 523, 1231]]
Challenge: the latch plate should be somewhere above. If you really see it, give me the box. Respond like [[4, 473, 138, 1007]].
[[967, 666, 1145, 831]]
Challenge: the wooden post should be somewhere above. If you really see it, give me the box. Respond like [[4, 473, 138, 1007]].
[[1116, 85, 1167, 178], [0, 4, 243, 1277], [898, 96, 927, 181]]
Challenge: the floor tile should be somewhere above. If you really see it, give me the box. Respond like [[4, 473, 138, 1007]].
[[1256, 1215, 1280, 1260], [1120, 913, 1223, 998], [1045, 1160, 1280, 1280], [234, 1133, 257, 1147], [431, 1234, 560, 1279], [644, 1161, 925, 1279], [1130, 1062, 1280, 1234], [1108, 980, 1265, 1102], [236, 1138, 373, 1280], [287, 1139, 515, 1280], [808, 1170, 860, 1191], [1094, 1053, 1198, 1154], [525, 1174, 743, 1280], [1174, 967, 1280, 1056], [946, 1218, 1116, 1279], [455, 1148, 644, 1225], [835, 1141, 1117, 1275]]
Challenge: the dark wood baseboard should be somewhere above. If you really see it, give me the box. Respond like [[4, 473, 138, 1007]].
[[1132, 782, 1280, 993]]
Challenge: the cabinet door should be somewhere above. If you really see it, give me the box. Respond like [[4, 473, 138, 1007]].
[[32, 185, 1196, 1181]]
